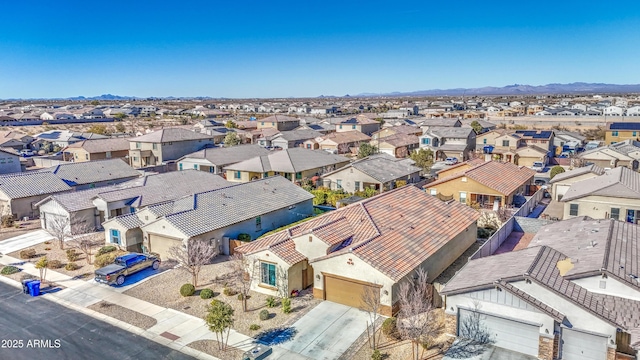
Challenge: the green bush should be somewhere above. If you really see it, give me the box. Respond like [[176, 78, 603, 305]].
[[266, 296, 277, 308], [382, 317, 399, 339], [180, 283, 196, 297], [237, 233, 251, 242], [477, 227, 493, 239], [259, 309, 270, 321], [249, 324, 261, 331], [47, 260, 63, 269], [282, 298, 291, 314], [65, 262, 78, 271], [200, 288, 214, 299], [66, 249, 79, 262], [1, 266, 20, 275], [223, 287, 235, 296], [237, 293, 245, 301], [19, 248, 36, 259], [97, 245, 117, 256], [550, 166, 566, 179], [94, 252, 118, 269], [372, 349, 383, 360]]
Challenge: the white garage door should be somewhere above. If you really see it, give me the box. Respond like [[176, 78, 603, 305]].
[[43, 213, 68, 233], [459, 309, 540, 357], [562, 328, 608, 360]]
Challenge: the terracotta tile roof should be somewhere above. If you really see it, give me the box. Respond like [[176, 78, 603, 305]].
[[320, 131, 371, 144], [238, 185, 480, 281], [378, 134, 419, 148]]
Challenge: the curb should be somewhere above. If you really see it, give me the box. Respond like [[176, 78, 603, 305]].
[[0, 274, 219, 360]]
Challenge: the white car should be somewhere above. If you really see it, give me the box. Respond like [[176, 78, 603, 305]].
[[531, 161, 545, 172], [444, 157, 458, 165], [19, 149, 35, 157]]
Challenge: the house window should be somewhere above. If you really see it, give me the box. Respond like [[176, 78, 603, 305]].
[[612, 131, 619, 137], [352, 125, 356, 129], [339, 125, 343, 129], [336, 179, 342, 189], [110, 229, 121, 244], [234, 171, 241, 179], [421, 138, 430, 145], [261, 122, 264, 126], [296, 172, 302, 180], [459, 191, 467, 204], [355, 181, 360, 191], [136, 142, 141, 149], [502, 140, 509, 146], [106, 151, 111, 158], [209, 167, 214, 173], [194, 164, 198, 169], [260, 262, 276, 287], [179, 163, 183, 170], [85, 154, 89, 160], [634, 132, 637, 137], [153, 143, 158, 150], [306, 144, 311, 149], [133, 156, 138, 162], [611, 207, 620, 220], [256, 216, 262, 231], [569, 204, 579, 216], [483, 138, 487, 144], [263, 172, 268, 178]]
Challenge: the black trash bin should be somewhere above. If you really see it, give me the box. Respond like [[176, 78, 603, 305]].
[[21, 279, 33, 294]]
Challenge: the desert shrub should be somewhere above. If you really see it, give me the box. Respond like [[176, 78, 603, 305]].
[[66, 249, 79, 262], [93, 251, 126, 269], [282, 298, 291, 314], [266, 296, 277, 308], [477, 227, 493, 239], [237, 233, 251, 242], [550, 166, 566, 179], [395, 180, 407, 188], [223, 287, 235, 296], [200, 288, 214, 299], [19, 248, 36, 259], [1, 266, 20, 275], [372, 349, 382, 360], [44, 241, 51, 245], [237, 293, 245, 301], [96, 245, 117, 256], [249, 324, 261, 331], [259, 309, 270, 321], [180, 283, 196, 297], [44, 247, 51, 251], [1, 215, 14, 228], [65, 262, 79, 271], [47, 260, 62, 269], [382, 317, 399, 339]]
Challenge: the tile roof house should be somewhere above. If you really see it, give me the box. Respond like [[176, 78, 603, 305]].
[[336, 116, 381, 136], [63, 138, 130, 162], [371, 125, 423, 140], [0, 147, 21, 174], [579, 139, 640, 170], [322, 153, 421, 193], [104, 176, 314, 259], [419, 126, 476, 161], [442, 217, 640, 359], [128, 128, 215, 168], [315, 131, 371, 155], [256, 115, 300, 131], [236, 185, 480, 316], [605, 122, 640, 145], [559, 166, 640, 222], [223, 148, 350, 183], [176, 144, 271, 174], [270, 129, 324, 150], [374, 133, 420, 158], [0, 172, 72, 219], [36, 170, 230, 241], [425, 160, 535, 209], [46, 158, 141, 190], [549, 164, 606, 201]]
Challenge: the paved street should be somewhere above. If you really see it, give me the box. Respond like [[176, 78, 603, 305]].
[[0, 282, 194, 360]]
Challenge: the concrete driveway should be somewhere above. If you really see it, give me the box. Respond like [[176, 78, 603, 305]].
[[0, 229, 53, 254], [277, 301, 370, 360], [443, 342, 537, 360]]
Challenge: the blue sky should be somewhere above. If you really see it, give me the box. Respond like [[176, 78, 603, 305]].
[[1, 1, 639, 98]]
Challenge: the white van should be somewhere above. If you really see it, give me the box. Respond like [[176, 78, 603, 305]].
[[531, 161, 545, 172]]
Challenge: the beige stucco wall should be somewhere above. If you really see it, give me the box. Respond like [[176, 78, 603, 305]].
[[427, 176, 527, 206], [551, 173, 600, 201], [323, 167, 381, 193], [562, 195, 640, 221]]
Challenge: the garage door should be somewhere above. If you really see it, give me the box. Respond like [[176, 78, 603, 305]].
[[43, 213, 68, 233], [458, 309, 539, 357], [324, 274, 378, 309], [149, 234, 182, 260], [562, 328, 608, 360]]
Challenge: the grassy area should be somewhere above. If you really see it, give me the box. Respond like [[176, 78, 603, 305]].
[[258, 207, 330, 239]]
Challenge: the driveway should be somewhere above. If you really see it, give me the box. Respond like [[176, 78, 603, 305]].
[[277, 301, 370, 360], [0, 229, 53, 254], [443, 342, 537, 360]]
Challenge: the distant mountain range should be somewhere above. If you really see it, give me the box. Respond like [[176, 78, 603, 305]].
[[356, 82, 640, 97]]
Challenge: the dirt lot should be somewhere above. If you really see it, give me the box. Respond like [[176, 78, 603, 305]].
[[188, 339, 245, 360], [123, 256, 321, 336], [88, 301, 157, 330], [0, 220, 41, 241]]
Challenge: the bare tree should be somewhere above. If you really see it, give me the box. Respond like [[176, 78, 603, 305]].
[[446, 301, 494, 358], [69, 231, 104, 265], [396, 268, 444, 360], [337, 142, 351, 155], [229, 254, 256, 312], [275, 265, 289, 299], [46, 215, 72, 250], [168, 239, 218, 287], [361, 285, 383, 350]]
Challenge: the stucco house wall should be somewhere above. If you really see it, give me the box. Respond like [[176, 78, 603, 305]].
[[562, 195, 640, 220], [551, 173, 601, 201]]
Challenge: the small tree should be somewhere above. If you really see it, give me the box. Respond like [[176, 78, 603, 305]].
[[396, 268, 443, 360], [69, 231, 103, 265], [337, 142, 351, 154], [361, 285, 383, 350], [113, 112, 127, 120], [223, 132, 241, 147], [205, 300, 234, 351], [410, 148, 434, 174], [549, 165, 565, 179], [358, 143, 378, 159], [46, 215, 72, 250], [87, 124, 109, 135], [448, 301, 494, 357], [35, 256, 48, 283], [230, 254, 256, 312], [225, 120, 237, 129], [114, 122, 126, 133], [168, 239, 218, 287], [470, 120, 483, 134]]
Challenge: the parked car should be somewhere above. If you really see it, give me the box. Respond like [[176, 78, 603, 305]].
[[19, 149, 35, 157], [531, 161, 545, 172], [444, 157, 458, 165], [534, 179, 547, 186], [95, 253, 160, 286]]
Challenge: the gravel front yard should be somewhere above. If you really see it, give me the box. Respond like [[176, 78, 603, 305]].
[[7, 241, 100, 280], [88, 301, 157, 330], [188, 340, 244, 360], [0, 220, 41, 241], [123, 256, 321, 336]]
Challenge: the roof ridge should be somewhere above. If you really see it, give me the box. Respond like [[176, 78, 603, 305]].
[[601, 219, 616, 272], [526, 245, 548, 276]]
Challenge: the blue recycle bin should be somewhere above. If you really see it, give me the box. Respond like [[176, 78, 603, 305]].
[[27, 280, 41, 296]]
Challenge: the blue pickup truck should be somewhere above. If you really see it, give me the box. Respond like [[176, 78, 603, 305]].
[[94, 253, 160, 286]]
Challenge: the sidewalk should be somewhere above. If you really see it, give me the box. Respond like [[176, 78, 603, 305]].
[[0, 253, 259, 360]]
